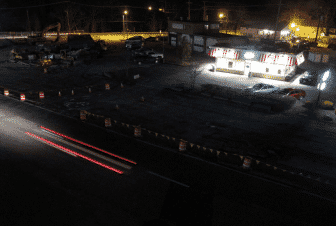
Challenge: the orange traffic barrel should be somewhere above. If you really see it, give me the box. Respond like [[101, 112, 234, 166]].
[[4, 89, 9, 96], [20, 93, 25, 101], [242, 157, 252, 169], [105, 83, 110, 90], [105, 118, 111, 127], [80, 110, 86, 120], [134, 125, 141, 137], [39, 91, 44, 99], [179, 140, 186, 152]]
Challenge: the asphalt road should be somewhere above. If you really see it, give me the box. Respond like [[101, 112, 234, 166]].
[[1, 42, 336, 225], [1, 88, 336, 226]]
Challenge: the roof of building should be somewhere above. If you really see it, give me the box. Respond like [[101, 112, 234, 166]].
[[241, 21, 288, 31], [169, 20, 219, 24], [194, 32, 248, 39]]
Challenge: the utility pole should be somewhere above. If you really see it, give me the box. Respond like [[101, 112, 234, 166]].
[[26, 10, 31, 32], [66, 10, 70, 33], [203, 1, 207, 21], [187, 0, 191, 21], [315, 7, 323, 43], [274, 0, 282, 41]]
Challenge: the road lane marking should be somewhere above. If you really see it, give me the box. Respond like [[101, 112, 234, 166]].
[[25, 132, 124, 174], [147, 171, 189, 188], [40, 126, 137, 165], [40, 129, 132, 170]]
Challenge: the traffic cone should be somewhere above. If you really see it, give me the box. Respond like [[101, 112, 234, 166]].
[[72, 90, 74, 95], [89, 87, 91, 93], [58, 91, 61, 97]]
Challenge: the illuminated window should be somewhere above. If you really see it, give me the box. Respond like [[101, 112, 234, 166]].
[[226, 49, 236, 59], [265, 53, 277, 63], [277, 55, 288, 65]]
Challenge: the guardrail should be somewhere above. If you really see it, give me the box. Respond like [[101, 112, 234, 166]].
[[0, 31, 168, 39]]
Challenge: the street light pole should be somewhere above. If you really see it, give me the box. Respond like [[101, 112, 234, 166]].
[[163, 33, 165, 63], [274, 0, 282, 41], [315, 8, 322, 43], [122, 15, 125, 33]]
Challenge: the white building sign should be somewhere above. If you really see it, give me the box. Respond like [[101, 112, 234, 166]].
[[172, 23, 184, 30]]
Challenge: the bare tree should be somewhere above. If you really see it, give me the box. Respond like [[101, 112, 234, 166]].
[[148, 13, 158, 31], [233, 7, 249, 34], [90, 8, 98, 32], [33, 15, 41, 32]]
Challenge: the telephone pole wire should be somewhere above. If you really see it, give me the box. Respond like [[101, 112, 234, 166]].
[[274, 0, 282, 41], [187, 0, 191, 21]]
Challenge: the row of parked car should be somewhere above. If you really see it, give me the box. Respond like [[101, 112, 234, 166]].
[[244, 83, 306, 100], [125, 36, 165, 64]]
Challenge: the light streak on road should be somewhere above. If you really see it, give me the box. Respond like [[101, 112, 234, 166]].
[[41, 129, 132, 170], [25, 132, 124, 174], [40, 126, 137, 165]]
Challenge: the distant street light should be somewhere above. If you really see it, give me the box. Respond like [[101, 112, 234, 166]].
[[123, 10, 128, 34], [148, 6, 152, 10]]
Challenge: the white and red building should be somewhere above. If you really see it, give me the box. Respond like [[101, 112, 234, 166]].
[[208, 45, 305, 81]]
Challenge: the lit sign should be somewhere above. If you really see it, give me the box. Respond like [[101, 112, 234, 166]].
[[226, 49, 236, 59], [264, 53, 277, 63], [244, 52, 255, 59]]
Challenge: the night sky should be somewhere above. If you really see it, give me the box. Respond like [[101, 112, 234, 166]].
[[0, 0, 334, 31]]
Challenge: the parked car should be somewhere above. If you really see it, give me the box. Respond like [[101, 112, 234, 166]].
[[132, 55, 162, 64], [126, 42, 143, 50], [145, 37, 159, 42], [244, 83, 280, 94], [125, 36, 144, 50], [277, 88, 306, 100], [133, 48, 164, 58], [126, 36, 144, 42], [133, 47, 155, 56], [67, 34, 96, 51]]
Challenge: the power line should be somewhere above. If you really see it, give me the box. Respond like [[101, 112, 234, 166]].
[[0, 1, 70, 10]]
